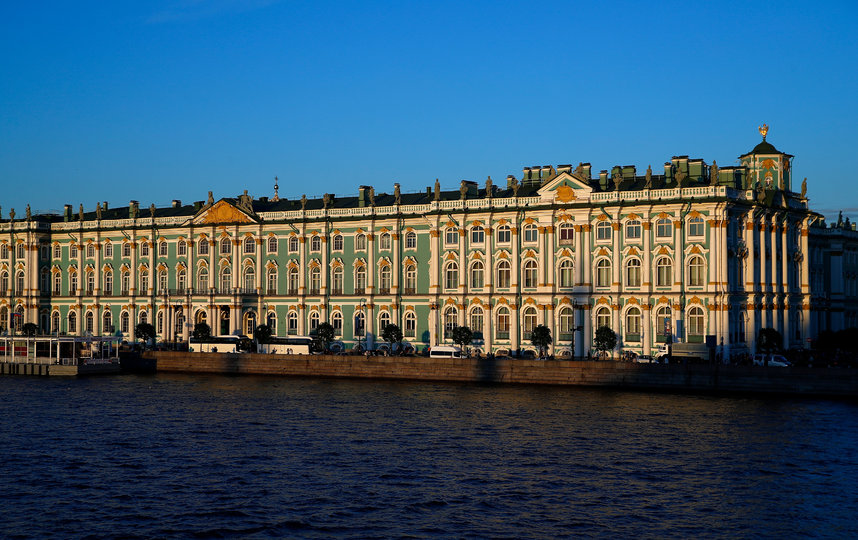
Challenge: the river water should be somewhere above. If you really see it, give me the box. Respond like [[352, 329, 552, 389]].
[[1, 374, 856, 539]]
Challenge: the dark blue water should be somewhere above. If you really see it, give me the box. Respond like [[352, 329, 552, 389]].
[[1, 374, 856, 539]]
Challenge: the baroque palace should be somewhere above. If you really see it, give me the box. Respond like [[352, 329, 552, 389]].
[[2, 128, 857, 358]]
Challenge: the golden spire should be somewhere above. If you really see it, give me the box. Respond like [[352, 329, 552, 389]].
[[758, 123, 769, 140], [272, 176, 280, 202]]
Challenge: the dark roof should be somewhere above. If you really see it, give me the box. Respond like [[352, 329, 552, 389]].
[[740, 139, 790, 157]]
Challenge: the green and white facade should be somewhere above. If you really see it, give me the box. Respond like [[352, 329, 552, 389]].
[[2, 133, 856, 358]]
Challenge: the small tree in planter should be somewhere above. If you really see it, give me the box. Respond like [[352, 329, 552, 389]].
[[192, 322, 211, 340], [593, 325, 617, 360], [135, 322, 156, 349], [316, 322, 336, 353], [21, 322, 39, 336], [451, 326, 473, 355], [530, 324, 552, 358], [381, 323, 403, 355]]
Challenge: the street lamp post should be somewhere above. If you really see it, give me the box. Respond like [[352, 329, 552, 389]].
[[359, 298, 367, 352]]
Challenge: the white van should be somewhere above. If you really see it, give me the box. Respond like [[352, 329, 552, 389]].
[[429, 346, 464, 359], [753, 354, 791, 367]]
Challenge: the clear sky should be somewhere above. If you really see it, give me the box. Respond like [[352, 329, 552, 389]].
[[2, 1, 857, 222]]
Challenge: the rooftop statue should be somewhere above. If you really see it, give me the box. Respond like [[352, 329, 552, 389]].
[[511, 178, 520, 197], [26, 204, 31, 220], [301, 194, 307, 210], [79, 204, 85, 221], [645, 165, 652, 189], [460, 180, 468, 200], [9, 208, 15, 221], [96, 202, 102, 220], [369, 186, 375, 207], [801, 177, 807, 198], [207, 191, 214, 205], [485, 176, 493, 198], [573, 162, 586, 178], [674, 166, 688, 186], [710, 161, 719, 186], [150, 203, 156, 218], [394, 183, 401, 205], [611, 169, 622, 191], [434, 179, 440, 201]]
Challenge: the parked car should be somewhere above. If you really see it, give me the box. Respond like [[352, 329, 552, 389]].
[[753, 354, 791, 367]]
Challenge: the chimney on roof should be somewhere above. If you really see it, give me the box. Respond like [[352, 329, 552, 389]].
[[194, 201, 204, 211], [102, 201, 109, 211], [63, 204, 72, 222], [358, 186, 369, 207], [172, 200, 181, 208], [129, 200, 139, 219]]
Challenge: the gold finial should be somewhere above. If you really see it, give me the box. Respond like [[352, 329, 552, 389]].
[[272, 176, 280, 202], [758, 123, 769, 140]]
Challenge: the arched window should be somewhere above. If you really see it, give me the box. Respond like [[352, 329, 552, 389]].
[[558, 307, 574, 338], [331, 311, 343, 335], [496, 307, 510, 339], [470, 306, 483, 336], [288, 267, 299, 294], [267, 312, 277, 334], [85, 311, 94, 333], [688, 306, 705, 340], [70, 270, 79, 294], [738, 311, 746, 343], [523, 260, 538, 288], [289, 236, 299, 252], [379, 311, 390, 331], [596, 221, 612, 240], [158, 241, 167, 257], [443, 306, 457, 341], [309, 311, 320, 332], [52, 311, 60, 333], [625, 258, 641, 287], [559, 260, 574, 288], [626, 220, 641, 239], [378, 265, 391, 294], [444, 261, 459, 290], [688, 255, 705, 287], [53, 272, 62, 294], [86, 270, 95, 294], [220, 237, 231, 255], [404, 311, 416, 337], [41, 269, 50, 294], [656, 306, 671, 341], [470, 226, 485, 244], [332, 266, 343, 294], [445, 227, 458, 246], [354, 266, 366, 294], [310, 236, 321, 252], [156, 269, 167, 293], [16, 271, 25, 294], [139, 311, 148, 325], [496, 260, 511, 289], [625, 307, 641, 341], [156, 311, 163, 334], [243, 266, 255, 291], [379, 233, 391, 250], [197, 239, 209, 255], [0, 271, 7, 294], [595, 306, 611, 330], [522, 306, 537, 339], [332, 234, 343, 251], [68, 311, 77, 334], [355, 234, 366, 251], [177, 240, 186, 256], [244, 237, 255, 254], [120, 311, 130, 334], [176, 269, 186, 292], [353, 311, 365, 337], [523, 224, 538, 243], [656, 257, 672, 287], [496, 225, 511, 244], [103, 270, 113, 295], [309, 266, 321, 294], [470, 260, 484, 289], [656, 218, 672, 238], [558, 223, 574, 244], [88, 243, 96, 258], [596, 259, 611, 288], [0, 245, 7, 259], [268, 236, 278, 253], [220, 266, 231, 292], [104, 242, 114, 258], [103, 311, 112, 334], [288, 311, 298, 335], [405, 231, 417, 249], [197, 267, 209, 291], [404, 264, 417, 293], [267, 267, 278, 294], [688, 217, 705, 237]]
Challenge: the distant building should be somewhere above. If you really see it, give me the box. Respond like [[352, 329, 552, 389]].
[[1, 129, 855, 358]]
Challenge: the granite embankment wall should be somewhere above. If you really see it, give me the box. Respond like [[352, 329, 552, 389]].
[[146, 352, 858, 397]]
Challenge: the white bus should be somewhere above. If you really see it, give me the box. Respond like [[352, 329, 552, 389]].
[[428, 345, 464, 359], [189, 335, 245, 353], [257, 336, 316, 355]]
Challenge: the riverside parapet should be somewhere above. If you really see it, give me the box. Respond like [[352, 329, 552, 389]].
[[146, 352, 858, 398]]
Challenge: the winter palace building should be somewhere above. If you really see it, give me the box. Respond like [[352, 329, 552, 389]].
[[2, 128, 857, 359]]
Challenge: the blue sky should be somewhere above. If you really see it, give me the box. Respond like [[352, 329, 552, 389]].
[[2, 0, 857, 221]]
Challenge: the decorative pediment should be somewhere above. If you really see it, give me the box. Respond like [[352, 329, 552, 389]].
[[193, 200, 257, 225], [538, 171, 593, 203]]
